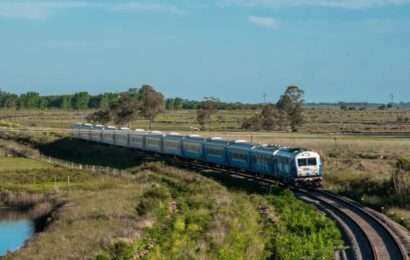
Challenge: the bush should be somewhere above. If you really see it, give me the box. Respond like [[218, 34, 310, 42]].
[[110, 241, 135, 260], [136, 186, 171, 216], [397, 158, 410, 171]]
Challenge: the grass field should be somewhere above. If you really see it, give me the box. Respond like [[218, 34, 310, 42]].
[[1, 108, 410, 134], [1, 108, 409, 228], [0, 108, 409, 258], [0, 136, 343, 259], [0, 158, 50, 171]]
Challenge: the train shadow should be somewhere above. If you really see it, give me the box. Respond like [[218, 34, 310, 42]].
[[38, 138, 286, 196], [37, 138, 160, 170]]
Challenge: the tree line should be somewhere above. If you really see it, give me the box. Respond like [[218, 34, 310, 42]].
[[1, 84, 305, 131], [0, 90, 265, 111], [0, 90, 119, 110]]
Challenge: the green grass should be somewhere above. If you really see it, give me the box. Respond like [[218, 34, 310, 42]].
[[98, 163, 274, 260], [0, 157, 51, 171], [0, 131, 349, 259], [95, 163, 342, 260]]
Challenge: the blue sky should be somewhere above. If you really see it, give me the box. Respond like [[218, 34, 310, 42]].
[[1, 1, 410, 103]]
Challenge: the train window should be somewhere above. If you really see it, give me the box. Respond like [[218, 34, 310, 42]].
[[307, 158, 317, 166], [166, 141, 179, 149], [207, 147, 224, 156], [184, 143, 201, 152], [148, 139, 160, 146], [232, 152, 247, 161], [298, 159, 307, 166]]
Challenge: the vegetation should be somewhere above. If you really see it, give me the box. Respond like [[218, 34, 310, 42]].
[[241, 86, 305, 132], [0, 133, 342, 259], [196, 97, 219, 130], [88, 85, 164, 129]]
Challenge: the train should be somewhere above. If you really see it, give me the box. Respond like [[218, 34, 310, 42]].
[[72, 123, 323, 186]]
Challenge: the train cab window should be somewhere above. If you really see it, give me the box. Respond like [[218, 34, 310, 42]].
[[298, 158, 317, 166], [307, 158, 317, 166], [298, 159, 307, 166]]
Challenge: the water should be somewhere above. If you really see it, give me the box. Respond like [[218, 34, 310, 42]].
[[0, 209, 34, 257]]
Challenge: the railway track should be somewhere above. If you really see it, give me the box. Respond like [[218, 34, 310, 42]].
[[177, 159, 409, 260], [297, 190, 408, 260]]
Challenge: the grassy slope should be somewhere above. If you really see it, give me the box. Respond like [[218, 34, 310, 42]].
[[0, 134, 342, 260]]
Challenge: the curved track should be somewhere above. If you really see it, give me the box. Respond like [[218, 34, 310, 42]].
[[178, 159, 408, 260], [297, 189, 407, 260]]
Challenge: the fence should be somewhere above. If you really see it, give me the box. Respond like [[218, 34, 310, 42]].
[[37, 154, 135, 180]]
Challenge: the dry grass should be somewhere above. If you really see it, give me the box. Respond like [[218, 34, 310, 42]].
[[3, 169, 147, 260], [2, 108, 410, 133]]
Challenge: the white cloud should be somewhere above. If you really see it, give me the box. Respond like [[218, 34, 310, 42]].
[[249, 16, 279, 29], [112, 3, 185, 15], [0, 1, 185, 20], [222, 0, 410, 9]]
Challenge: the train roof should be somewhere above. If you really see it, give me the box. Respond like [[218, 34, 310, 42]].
[[206, 137, 230, 144], [227, 141, 257, 150], [187, 134, 202, 138], [147, 131, 164, 136], [167, 132, 182, 136]]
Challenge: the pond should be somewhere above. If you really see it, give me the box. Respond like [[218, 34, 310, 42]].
[[0, 209, 35, 257]]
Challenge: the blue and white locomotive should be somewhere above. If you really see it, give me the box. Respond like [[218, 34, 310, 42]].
[[72, 123, 323, 186]]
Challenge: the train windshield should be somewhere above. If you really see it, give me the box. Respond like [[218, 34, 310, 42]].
[[298, 158, 317, 166]]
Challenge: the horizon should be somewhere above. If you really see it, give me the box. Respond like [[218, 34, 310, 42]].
[[1, 0, 410, 103]]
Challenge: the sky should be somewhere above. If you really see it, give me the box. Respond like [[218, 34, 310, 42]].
[[0, 0, 410, 103]]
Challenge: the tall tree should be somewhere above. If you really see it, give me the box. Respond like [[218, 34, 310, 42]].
[[138, 85, 165, 130], [277, 86, 304, 132], [110, 92, 140, 127], [71, 92, 90, 110], [166, 98, 175, 110], [241, 104, 277, 131], [18, 91, 40, 109], [174, 97, 183, 110], [59, 96, 72, 109]]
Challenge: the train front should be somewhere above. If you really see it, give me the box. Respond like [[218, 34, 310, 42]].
[[294, 151, 323, 186]]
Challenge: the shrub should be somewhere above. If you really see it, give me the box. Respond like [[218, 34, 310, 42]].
[[397, 158, 410, 171], [136, 186, 171, 216], [110, 241, 135, 260]]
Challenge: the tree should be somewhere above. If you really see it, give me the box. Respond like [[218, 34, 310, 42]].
[[18, 91, 40, 109], [110, 93, 140, 127], [138, 85, 165, 130], [166, 98, 175, 110], [260, 105, 277, 130], [241, 104, 278, 131], [196, 97, 219, 130], [59, 96, 72, 109], [38, 98, 48, 110], [174, 97, 183, 110], [277, 86, 304, 132], [71, 92, 90, 110], [86, 110, 111, 124], [0, 91, 18, 109]]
